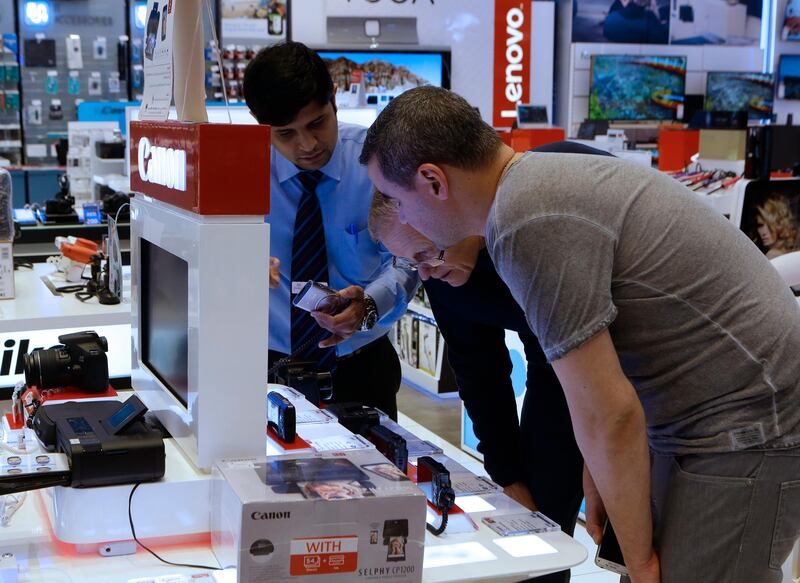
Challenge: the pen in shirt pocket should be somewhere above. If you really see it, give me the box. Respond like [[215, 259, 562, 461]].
[[347, 223, 359, 244]]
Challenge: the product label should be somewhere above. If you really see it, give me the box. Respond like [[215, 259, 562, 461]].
[[289, 535, 358, 576]]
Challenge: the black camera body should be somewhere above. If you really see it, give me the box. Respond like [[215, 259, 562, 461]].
[[326, 402, 380, 436], [417, 456, 455, 512], [272, 360, 333, 407], [368, 424, 408, 472], [267, 391, 296, 443], [24, 331, 109, 393], [43, 174, 79, 223]]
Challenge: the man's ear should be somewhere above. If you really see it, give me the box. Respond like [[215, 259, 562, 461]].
[[417, 164, 449, 201]]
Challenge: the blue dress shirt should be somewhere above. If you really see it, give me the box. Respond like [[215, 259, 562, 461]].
[[267, 122, 419, 357]]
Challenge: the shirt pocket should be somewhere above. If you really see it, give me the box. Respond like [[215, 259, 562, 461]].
[[769, 479, 800, 569]]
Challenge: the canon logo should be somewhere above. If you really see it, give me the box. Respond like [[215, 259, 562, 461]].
[[501, 6, 526, 120], [251, 511, 291, 520], [137, 137, 187, 192]]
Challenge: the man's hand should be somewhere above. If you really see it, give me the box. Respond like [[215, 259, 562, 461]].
[[311, 285, 366, 347], [583, 465, 607, 545], [629, 551, 661, 583], [502, 481, 538, 511], [269, 257, 280, 289]]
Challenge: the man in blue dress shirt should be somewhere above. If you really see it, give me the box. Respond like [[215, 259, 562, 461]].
[[243, 42, 418, 419]]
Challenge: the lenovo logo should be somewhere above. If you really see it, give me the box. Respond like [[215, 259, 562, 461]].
[[137, 137, 187, 192], [501, 7, 525, 119], [251, 511, 291, 520], [493, 0, 531, 128]]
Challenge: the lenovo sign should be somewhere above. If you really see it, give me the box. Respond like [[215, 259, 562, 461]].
[[137, 137, 187, 192], [493, 0, 532, 128]]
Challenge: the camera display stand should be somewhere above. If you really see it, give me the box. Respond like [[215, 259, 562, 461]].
[[43, 438, 213, 550]]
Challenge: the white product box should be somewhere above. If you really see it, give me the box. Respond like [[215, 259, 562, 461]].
[[0, 242, 14, 299], [212, 450, 427, 583]]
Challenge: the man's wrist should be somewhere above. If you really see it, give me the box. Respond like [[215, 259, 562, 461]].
[[360, 294, 379, 331]]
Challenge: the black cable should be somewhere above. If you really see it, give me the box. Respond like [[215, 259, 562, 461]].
[[55, 285, 87, 294], [266, 331, 327, 378], [426, 507, 449, 536], [128, 482, 223, 571]]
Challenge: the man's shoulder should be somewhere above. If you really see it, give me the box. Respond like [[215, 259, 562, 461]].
[[338, 122, 368, 146]]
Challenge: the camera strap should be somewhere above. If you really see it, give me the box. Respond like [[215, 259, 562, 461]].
[[267, 331, 330, 379]]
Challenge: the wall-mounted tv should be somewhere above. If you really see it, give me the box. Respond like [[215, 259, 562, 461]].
[[589, 55, 687, 121], [317, 49, 451, 108], [777, 55, 800, 100], [783, 0, 800, 41], [704, 72, 774, 119]]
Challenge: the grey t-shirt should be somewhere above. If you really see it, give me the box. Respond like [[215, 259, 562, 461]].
[[486, 152, 800, 455]]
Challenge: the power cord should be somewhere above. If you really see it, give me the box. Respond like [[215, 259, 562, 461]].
[[426, 507, 450, 536], [266, 331, 327, 378], [128, 482, 222, 571]]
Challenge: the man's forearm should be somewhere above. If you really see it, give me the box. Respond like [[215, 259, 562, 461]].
[[577, 399, 653, 572]]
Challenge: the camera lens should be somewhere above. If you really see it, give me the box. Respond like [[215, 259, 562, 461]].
[[23, 347, 74, 389]]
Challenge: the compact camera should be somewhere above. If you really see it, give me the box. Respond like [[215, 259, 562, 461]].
[[368, 424, 408, 472], [292, 281, 349, 315], [326, 402, 380, 436], [267, 391, 296, 443], [416, 456, 455, 512], [24, 331, 109, 393]]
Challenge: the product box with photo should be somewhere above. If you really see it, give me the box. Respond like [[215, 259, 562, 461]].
[[211, 450, 427, 583]]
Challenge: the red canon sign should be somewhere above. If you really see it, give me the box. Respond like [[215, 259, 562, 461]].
[[493, 0, 532, 128]]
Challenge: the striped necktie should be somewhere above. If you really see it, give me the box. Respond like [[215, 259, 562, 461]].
[[290, 170, 336, 371]]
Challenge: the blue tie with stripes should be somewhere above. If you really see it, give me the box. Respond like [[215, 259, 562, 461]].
[[291, 170, 336, 371]]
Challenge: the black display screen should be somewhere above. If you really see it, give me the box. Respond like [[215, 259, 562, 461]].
[[140, 239, 189, 407]]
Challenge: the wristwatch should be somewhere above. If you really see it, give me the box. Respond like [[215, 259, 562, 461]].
[[360, 294, 379, 331]]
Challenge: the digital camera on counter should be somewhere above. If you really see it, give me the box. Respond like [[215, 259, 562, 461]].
[[24, 331, 109, 393], [271, 360, 333, 407]]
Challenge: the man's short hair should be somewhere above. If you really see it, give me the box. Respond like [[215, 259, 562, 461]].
[[368, 189, 400, 243], [359, 86, 503, 188], [243, 42, 334, 126]]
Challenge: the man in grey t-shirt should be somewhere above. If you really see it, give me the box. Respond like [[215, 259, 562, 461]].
[[360, 87, 800, 583]]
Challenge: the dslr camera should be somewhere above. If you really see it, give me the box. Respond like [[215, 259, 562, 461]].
[[24, 331, 110, 393]]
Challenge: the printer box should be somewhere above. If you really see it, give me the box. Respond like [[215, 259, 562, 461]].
[[212, 450, 427, 583]]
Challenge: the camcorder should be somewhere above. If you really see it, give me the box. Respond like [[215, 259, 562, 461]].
[[267, 391, 296, 443], [24, 331, 109, 393]]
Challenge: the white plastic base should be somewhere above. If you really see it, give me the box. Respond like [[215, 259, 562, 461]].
[[44, 439, 213, 547]]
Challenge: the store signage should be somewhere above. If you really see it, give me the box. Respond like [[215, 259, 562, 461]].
[[492, 0, 532, 128], [137, 137, 187, 192]]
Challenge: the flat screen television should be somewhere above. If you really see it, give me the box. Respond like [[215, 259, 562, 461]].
[[140, 238, 189, 407], [317, 49, 451, 107], [783, 0, 800, 41], [705, 72, 774, 119], [777, 55, 800, 101], [740, 180, 800, 259], [589, 55, 687, 121]]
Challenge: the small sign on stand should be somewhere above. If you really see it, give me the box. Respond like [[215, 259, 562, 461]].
[[0, 242, 14, 299]]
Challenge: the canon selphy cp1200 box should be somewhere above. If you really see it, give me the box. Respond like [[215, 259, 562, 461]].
[[212, 450, 427, 583]]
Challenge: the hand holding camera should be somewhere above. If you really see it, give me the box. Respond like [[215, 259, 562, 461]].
[[307, 285, 370, 347]]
